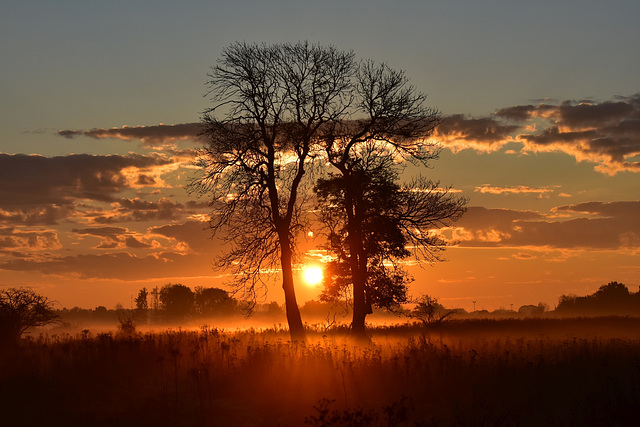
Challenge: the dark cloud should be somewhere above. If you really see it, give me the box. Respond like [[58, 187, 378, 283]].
[[117, 197, 187, 221], [0, 252, 185, 280], [555, 97, 640, 128], [72, 227, 128, 237], [0, 153, 174, 208], [0, 220, 218, 280], [425, 94, 640, 174], [434, 114, 521, 152], [72, 226, 156, 250], [0, 227, 62, 251], [58, 123, 204, 145], [151, 220, 213, 252], [0, 205, 75, 225], [515, 95, 640, 174], [494, 105, 537, 121], [55, 94, 640, 174], [124, 236, 151, 248], [553, 201, 640, 219], [449, 202, 640, 250]]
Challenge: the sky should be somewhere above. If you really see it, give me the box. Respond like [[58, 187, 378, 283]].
[[1, 0, 639, 312]]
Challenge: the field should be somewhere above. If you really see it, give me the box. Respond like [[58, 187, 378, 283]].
[[2, 317, 640, 426]]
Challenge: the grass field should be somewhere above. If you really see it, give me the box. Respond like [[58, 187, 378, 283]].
[[2, 317, 640, 426]]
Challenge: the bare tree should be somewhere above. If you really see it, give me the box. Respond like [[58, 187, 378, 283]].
[[409, 294, 454, 326], [190, 42, 355, 341], [0, 287, 59, 345]]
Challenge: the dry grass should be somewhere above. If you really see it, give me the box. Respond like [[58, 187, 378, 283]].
[[2, 317, 640, 426]]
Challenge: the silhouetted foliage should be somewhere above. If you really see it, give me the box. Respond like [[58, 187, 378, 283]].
[[0, 287, 58, 345], [517, 302, 548, 317], [116, 309, 137, 337], [311, 59, 466, 337], [194, 286, 237, 316], [409, 294, 453, 326], [556, 281, 640, 315], [317, 160, 466, 335], [134, 287, 149, 323], [159, 283, 195, 319]]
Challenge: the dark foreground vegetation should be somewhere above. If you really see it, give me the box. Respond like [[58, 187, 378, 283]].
[[2, 317, 640, 426]]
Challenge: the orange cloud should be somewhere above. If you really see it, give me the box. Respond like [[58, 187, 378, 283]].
[[474, 185, 554, 196]]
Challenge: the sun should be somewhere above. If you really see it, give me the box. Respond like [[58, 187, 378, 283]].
[[303, 265, 323, 286]]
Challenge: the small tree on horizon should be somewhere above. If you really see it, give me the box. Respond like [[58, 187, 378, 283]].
[[134, 287, 149, 323], [159, 283, 195, 320], [409, 294, 454, 326], [0, 287, 59, 345]]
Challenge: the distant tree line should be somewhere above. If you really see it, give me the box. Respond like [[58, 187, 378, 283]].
[[125, 284, 239, 322], [2, 281, 638, 346], [556, 281, 640, 315]]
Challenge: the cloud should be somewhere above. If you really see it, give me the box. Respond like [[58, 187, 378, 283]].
[[0, 221, 217, 280], [444, 202, 640, 250], [0, 153, 175, 209], [59, 123, 203, 143], [433, 114, 520, 153], [55, 93, 640, 174], [427, 94, 640, 174], [474, 185, 554, 196], [515, 95, 640, 174], [151, 220, 213, 252], [552, 201, 640, 219], [0, 252, 189, 280], [72, 226, 158, 250], [0, 227, 62, 251], [0, 205, 75, 225], [494, 105, 537, 121]]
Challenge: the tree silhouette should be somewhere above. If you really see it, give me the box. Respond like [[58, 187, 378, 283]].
[[315, 61, 466, 336], [134, 287, 149, 323], [409, 295, 453, 326], [191, 42, 354, 341], [194, 286, 237, 316], [317, 165, 465, 335], [316, 163, 412, 314], [0, 287, 58, 345], [159, 283, 195, 320], [556, 281, 639, 315]]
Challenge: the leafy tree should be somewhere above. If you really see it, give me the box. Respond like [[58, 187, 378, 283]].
[[159, 283, 195, 320], [134, 287, 149, 323], [194, 287, 237, 316], [0, 287, 59, 345], [409, 295, 453, 326], [314, 59, 466, 337], [191, 41, 355, 341], [556, 281, 638, 315], [595, 281, 630, 301], [316, 164, 412, 314], [317, 159, 466, 336]]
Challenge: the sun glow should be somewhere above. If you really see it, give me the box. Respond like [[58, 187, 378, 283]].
[[303, 265, 323, 286]]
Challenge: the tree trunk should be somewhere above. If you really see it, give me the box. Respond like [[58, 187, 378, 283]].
[[345, 186, 370, 341], [279, 233, 307, 342], [347, 223, 369, 339], [351, 267, 368, 339]]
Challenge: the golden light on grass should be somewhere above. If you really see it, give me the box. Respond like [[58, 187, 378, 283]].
[[303, 265, 323, 286]]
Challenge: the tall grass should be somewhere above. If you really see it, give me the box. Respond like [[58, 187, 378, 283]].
[[2, 318, 640, 426]]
